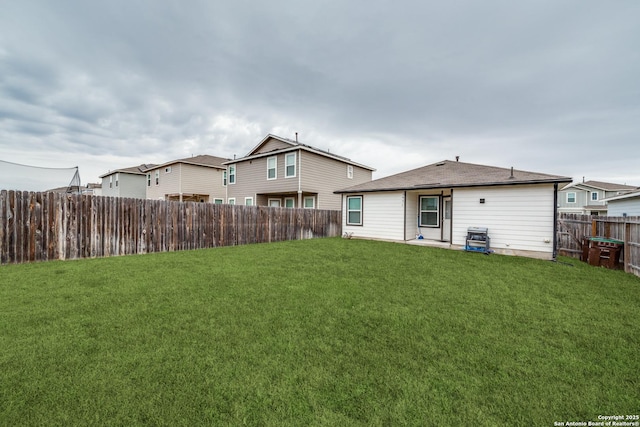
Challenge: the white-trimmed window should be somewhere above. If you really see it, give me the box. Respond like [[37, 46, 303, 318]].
[[591, 192, 598, 201], [109, 176, 113, 188], [285, 197, 295, 208], [567, 192, 576, 203], [222, 171, 227, 187], [346, 196, 363, 226], [304, 196, 315, 209], [245, 197, 253, 206], [228, 198, 235, 205], [347, 165, 354, 179], [214, 199, 224, 204], [419, 196, 439, 227], [229, 165, 236, 184], [285, 153, 296, 178], [155, 170, 160, 185], [165, 167, 172, 174], [267, 156, 277, 180], [269, 199, 281, 207], [115, 173, 119, 187], [147, 174, 151, 187]]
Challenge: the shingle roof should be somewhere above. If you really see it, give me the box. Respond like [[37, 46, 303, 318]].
[[576, 180, 637, 191], [336, 160, 572, 193], [147, 155, 230, 171], [225, 134, 376, 171], [99, 164, 157, 178], [602, 188, 640, 202]]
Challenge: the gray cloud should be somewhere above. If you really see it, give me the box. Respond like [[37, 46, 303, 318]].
[[1, 0, 639, 191]]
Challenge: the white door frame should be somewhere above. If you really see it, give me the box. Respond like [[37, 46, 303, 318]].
[[442, 197, 452, 242]]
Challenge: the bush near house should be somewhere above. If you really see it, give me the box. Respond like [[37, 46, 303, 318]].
[[1, 238, 638, 426]]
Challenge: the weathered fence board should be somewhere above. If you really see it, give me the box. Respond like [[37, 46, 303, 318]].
[[0, 190, 342, 265], [557, 213, 640, 278]]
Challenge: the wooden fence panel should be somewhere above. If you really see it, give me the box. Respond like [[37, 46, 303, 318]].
[[0, 192, 342, 265], [557, 213, 640, 278]]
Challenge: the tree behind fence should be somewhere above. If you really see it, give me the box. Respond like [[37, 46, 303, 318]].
[[0, 190, 342, 264], [557, 212, 640, 277]]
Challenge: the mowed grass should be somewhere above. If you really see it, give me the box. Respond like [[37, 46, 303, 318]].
[[1, 238, 638, 426]]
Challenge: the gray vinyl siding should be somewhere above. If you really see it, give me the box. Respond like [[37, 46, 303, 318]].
[[558, 189, 587, 210], [607, 197, 640, 216], [101, 172, 147, 199], [558, 187, 622, 213]]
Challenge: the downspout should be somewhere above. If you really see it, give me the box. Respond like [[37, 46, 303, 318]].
[[297, 150, 302, 208], [450, 188, 454, 243], [298, 151, 303, 239], [440, 190, 444, 241], [179, 163, 183, 202], [403, 191, 407, 241], [553, 183, 559, 260], [341, 194, 345, 236]]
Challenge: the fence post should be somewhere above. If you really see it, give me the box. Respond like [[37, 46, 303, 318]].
[[591, 219, 597, 237], [624, 222, 631, 273]]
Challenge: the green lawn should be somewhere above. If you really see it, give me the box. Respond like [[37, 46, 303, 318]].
[[1, 238, 638, 426]]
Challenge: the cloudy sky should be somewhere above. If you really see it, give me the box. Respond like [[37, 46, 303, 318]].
[[1, 0, 639, 191]]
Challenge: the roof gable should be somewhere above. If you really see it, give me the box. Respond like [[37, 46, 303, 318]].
[[567, 180, 638, 192], [336, 160, 572, 193], [227, 134, 375, 171], [246, 134, 297, 156], [146, 155, 229, 171], [99, 164, 156, 178]]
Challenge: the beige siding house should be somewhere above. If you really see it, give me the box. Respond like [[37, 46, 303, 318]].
[[100, 164, 156, 199], [224, 134, 375, 210], [145, 155, 229, 202], [336, 160, 572, 260]]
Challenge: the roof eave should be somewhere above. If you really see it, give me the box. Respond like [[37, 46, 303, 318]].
[[98, 169, 146, 178], [144, 160, 225, 171], [335, 178, 573, 194], [224, 145, 376, 171]]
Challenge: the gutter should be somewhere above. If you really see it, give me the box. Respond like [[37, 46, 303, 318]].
[[553, 182, 558, 260], [335, 179, 573, 194]]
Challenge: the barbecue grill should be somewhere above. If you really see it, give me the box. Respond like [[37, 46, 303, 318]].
[[465, 227, 491, 253]]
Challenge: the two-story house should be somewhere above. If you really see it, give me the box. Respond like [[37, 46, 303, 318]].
[[558, 180, 637, 215], [224, 134, 375, 210], [145, 155, 229, 202], [100, 164, 156, 199]]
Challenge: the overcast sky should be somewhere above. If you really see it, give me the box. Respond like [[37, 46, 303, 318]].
[[1, 0, 639, 191]]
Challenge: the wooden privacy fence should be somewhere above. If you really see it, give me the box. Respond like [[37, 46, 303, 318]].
[[557, 213, 640, 278], [0, 190, 342, 265]]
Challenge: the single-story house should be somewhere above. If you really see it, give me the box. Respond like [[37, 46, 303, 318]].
[[335, 160, 572, 260], [602, 189, 640, 217]]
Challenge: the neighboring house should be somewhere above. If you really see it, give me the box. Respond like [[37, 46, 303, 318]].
[[100, 164, 156, 199], [602, 189, 640, 217], [336, 160, 572, 260], [145, 155, 229, 202], [558, 180, 637, 215], [83, 183, 102, 196], [223, 134, 375, 210]]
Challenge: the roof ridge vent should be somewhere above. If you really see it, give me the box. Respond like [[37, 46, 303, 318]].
[[435, 162, 446, 166]]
